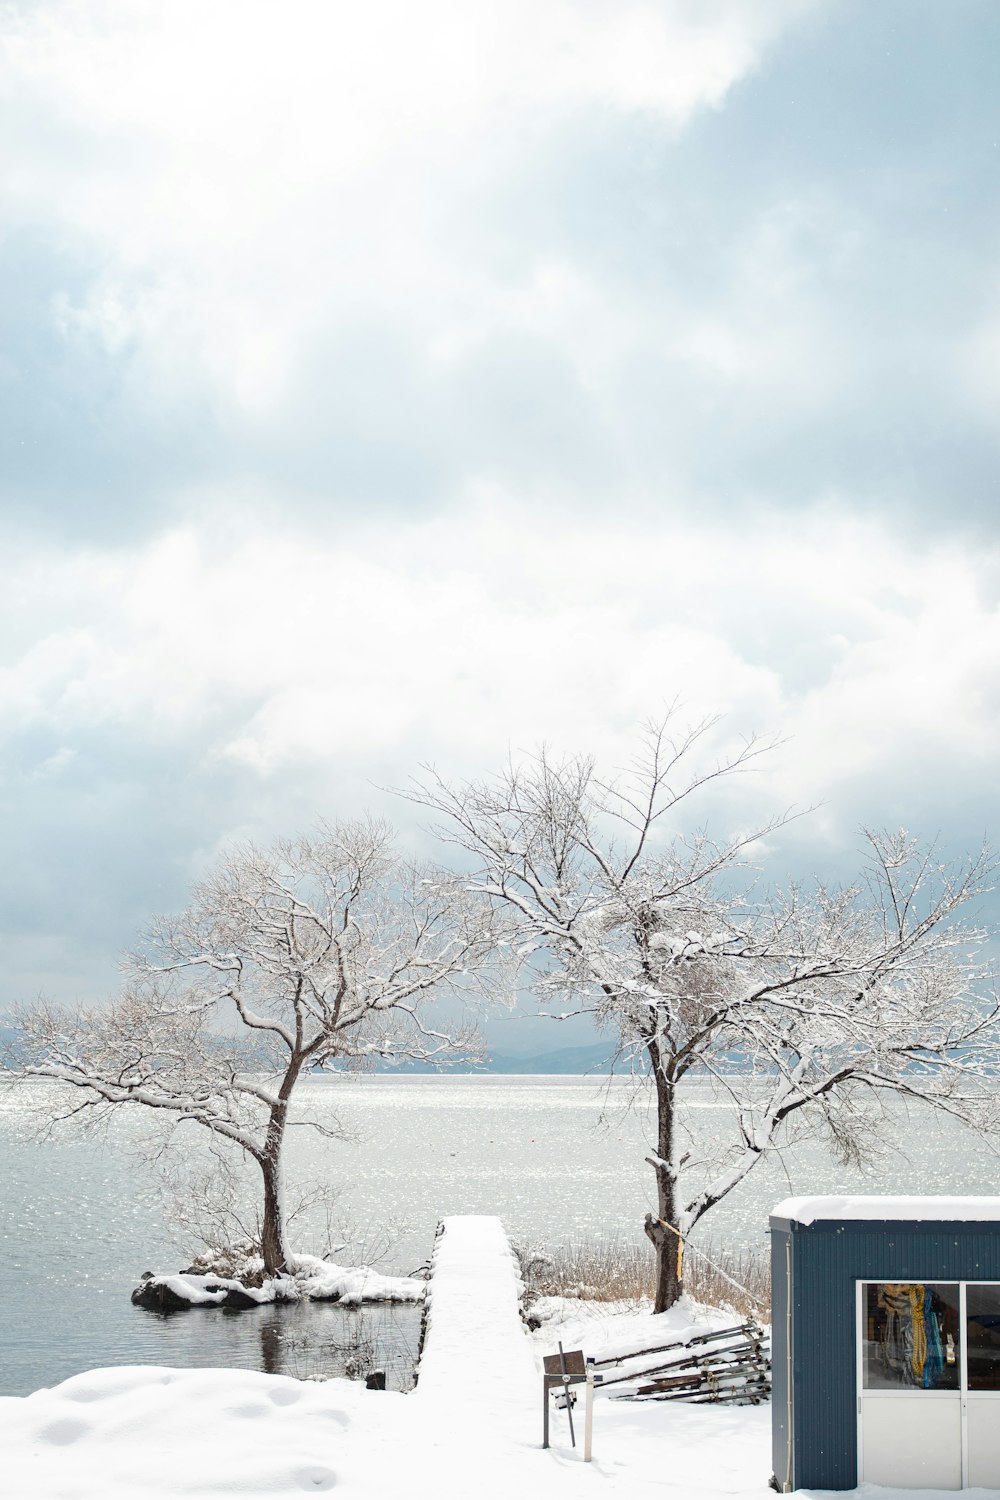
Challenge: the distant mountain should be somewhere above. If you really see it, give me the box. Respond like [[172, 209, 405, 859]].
[[483, 1043, 631, 1075], [0, 1021, 630, 1077], [363, 1042, 637, 1075]]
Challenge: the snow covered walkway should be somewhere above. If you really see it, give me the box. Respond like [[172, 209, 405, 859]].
[[417, 1214, 537, 1406], [404, 1214, 567, 1496]]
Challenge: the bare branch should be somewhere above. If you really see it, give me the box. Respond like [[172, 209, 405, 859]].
[[12, 815, 508, 1277], [401, 718, 1000, 1311]]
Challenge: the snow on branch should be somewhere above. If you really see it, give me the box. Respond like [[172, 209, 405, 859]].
[[403, 713, 1000, 1311], [12, 815, 512, 1278]]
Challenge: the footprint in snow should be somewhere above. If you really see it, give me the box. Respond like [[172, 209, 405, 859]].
[[295, 1466, 336, 1490], [269, 1384, 302, 1406], [39, 1419, 88, 1446]]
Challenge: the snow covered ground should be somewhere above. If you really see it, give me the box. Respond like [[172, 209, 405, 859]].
[[0, 1358, 778, 1500], [0, 1354, 774, 1500], [0, 1215, 975, 1500]]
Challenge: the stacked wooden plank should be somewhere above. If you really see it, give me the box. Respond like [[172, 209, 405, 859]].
[[586, 1320, 770, 1405]]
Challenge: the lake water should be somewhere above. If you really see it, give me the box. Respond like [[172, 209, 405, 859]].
[[2, 1073, 997, 1396]]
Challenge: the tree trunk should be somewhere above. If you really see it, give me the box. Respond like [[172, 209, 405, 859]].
[[258, 1051, 305, 1276], [644, 1212, 684, 1312], [644, 1061, 683, 1313], [260, 1148, 290, 1275]]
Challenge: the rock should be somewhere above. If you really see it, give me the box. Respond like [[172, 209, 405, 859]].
[[216, 1283, 262, 1311], [131, 1274, 268, 1312], [131, 1279, 194, 1313], [365, 1371, 387, 1390]]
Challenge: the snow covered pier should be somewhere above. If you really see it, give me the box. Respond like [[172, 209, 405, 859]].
[[416, 1214, 537, 1410]]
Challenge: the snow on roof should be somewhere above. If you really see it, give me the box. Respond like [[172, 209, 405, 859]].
[[772, 1195, 1000, 1225]]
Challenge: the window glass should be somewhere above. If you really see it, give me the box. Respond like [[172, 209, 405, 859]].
[[862, 1283, 960, 1390], [966, 1284, 1000, 1391]]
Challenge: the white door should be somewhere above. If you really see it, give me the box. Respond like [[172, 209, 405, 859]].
[[964, 1283, 1000, 1487], [858, 1281, 962, 1490]]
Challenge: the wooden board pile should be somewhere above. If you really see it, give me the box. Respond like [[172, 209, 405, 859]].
[[586, 1320, 770, 1405]]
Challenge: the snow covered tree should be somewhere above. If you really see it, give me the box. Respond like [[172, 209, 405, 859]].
[[15, 818, 499, 1276], [408, 718, 1000, 1312]]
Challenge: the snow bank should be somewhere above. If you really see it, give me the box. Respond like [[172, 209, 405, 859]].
[[773, 1194, 1000, 1225], [291, 1253, 426, 1306], [0, 1356, 782, 1500], [0, 1364, 394, 1499]]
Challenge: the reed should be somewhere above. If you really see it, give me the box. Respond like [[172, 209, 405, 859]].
[[683, 1242, 771, 1320], [516, 1235, 770, 1320]]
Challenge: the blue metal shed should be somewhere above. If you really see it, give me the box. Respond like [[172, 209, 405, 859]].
[[770, 1196, 1000, 1492]]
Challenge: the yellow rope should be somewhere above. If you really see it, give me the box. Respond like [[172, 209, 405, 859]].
[[880, 1283, 928, 1383], [909, 1284, 928, 1382], [658, 1218, 684, 1283], [657, 1219, 767, 1311]]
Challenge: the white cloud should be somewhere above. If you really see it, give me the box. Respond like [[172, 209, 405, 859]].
[[669, 194, 864, 408], [2, 499, 998, 851], [4, 0, 998, 1010], [0, 0, 819, 421]]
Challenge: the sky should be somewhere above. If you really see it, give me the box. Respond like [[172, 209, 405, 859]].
[[2, 0, 999, 1050]]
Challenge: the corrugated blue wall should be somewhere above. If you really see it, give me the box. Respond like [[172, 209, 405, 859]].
[[770, 1223, 792, 1490], [770, 1217, 1000, 1491]]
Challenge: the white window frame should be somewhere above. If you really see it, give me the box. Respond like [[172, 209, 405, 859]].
[[856, 1280, 1000, 1489]]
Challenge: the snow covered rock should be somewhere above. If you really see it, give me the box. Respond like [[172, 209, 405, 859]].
[[131, 1273, 274, 1311], [131, 1256, 426, 1312]]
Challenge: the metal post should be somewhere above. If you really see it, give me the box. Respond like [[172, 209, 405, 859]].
[[584, 1365, 594, 1462], [542, 1349, 586, 1452], [558, 1342, 576, 1448]]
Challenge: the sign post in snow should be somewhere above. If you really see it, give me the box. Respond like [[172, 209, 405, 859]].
[[542, 1348, 598, 1460]]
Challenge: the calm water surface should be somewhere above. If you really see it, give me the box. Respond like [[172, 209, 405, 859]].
[[2, 1073, 997, 1396]]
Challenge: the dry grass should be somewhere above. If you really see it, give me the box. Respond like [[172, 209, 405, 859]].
[[684, 1242, 771, 1320], [517, 1238, 654, 1305], [516, 1235, 770, 1321]]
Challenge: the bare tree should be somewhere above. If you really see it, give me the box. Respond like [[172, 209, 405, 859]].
[[155, 1132, 349, 1277], [407, 717, 1000, 1312], [15, 817, 501, 1276]]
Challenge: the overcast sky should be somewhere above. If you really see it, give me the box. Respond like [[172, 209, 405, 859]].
[[2, 0, 999, 1047]]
